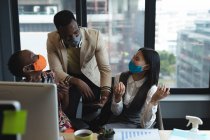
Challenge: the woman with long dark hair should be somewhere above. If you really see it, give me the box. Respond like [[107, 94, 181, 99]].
[[105, 48, 170, 128]]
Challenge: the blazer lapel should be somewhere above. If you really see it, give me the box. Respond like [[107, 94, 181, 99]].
[[58, 40, 68, 72], [80, 29, 92, 67]]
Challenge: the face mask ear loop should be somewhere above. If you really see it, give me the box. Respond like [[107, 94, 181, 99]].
[[60, 39, 66, 48], [22, 64, 34, 73]]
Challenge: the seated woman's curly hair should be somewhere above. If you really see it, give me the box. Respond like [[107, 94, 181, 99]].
[[8, 51, 25, 77]]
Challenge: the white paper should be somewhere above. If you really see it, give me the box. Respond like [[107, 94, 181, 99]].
[[113, 129, 160, 140]]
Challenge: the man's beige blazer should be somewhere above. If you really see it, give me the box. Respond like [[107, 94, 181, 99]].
[[47, 27, 111, 87]]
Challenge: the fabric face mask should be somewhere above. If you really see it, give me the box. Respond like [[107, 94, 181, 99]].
[[23, 54, 47, 72], [33, 55, 47, 71], [63, 33, 82, 48], [70, 33, 81, 47], [128, 60, 143, 73]]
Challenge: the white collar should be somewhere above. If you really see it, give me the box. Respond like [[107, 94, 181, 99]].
[[128, 75, 146, 87]]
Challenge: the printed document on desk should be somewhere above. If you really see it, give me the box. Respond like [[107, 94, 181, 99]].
[[113, 129, 160, 140]]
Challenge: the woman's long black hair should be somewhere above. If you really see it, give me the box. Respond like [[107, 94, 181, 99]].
[[139, 48, 160, 87]]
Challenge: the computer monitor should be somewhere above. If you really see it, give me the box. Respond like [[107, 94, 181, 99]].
[[0, 81, 59, 140]]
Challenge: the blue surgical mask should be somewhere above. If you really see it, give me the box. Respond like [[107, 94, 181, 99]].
[[128, 60, 143, 73]]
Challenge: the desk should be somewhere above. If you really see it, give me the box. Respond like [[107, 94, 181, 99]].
[[61, 130, 210, 140]]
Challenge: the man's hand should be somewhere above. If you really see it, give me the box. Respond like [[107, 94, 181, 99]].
[[69, 77, 95, 102], [57, 81, 69, 110], [150, 85, 170, 105], [113, 82, 125, 103]]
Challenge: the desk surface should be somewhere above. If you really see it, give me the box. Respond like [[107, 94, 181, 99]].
[[60, 130, 210, 140]]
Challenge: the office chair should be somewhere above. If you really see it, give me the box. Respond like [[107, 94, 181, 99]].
[[154, 104, 164, 130]]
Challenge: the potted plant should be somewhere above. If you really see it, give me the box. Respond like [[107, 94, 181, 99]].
[[97, 128, 115, 140]]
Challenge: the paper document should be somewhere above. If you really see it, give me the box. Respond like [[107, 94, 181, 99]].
[[168, 129, 210, 140], [113, 129, 160, 140]]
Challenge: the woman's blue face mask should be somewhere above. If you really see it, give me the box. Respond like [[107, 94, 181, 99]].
[[128, 60, 143, 73]]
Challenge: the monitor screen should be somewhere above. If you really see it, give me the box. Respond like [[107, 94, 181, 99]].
[[0, 82, 59, 140]]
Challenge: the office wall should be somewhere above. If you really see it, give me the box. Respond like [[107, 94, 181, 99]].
[[161, 95, 210, 129], [161, 101, 210, 119]]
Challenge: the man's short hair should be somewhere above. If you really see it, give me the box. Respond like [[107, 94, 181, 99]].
[[54, 10, 76, 30]]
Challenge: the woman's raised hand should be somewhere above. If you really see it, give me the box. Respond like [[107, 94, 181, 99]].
[[113, 82, 125, 103], [150, 84, 170, 105]]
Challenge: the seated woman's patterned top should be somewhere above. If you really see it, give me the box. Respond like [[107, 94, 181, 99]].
[[41, 70, 72, 132]]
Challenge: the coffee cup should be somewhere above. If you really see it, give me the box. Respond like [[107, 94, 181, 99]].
[[74, 129, 93, 140]]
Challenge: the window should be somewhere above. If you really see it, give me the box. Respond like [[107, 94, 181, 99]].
[[18, 0, 76, 70], [87, 0, 145, 75], [155, 0, 210, 88], [17, 0, 210, 91]]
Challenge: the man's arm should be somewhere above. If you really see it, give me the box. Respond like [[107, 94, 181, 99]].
[[47, 32, 95, 101], [95, 30, 112, 93], [46, 33, 69, 82]]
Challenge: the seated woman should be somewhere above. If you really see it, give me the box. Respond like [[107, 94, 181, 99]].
[[8, 50, 72, 132], [104, 48, 170, 129]]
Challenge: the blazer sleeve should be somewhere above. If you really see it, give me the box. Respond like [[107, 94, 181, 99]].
[[46, 33, 69, 82], [95, 30, 112, 88]]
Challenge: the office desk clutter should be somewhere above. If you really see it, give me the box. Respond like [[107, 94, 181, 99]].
[[97, 128, 115, 140], [168, 129, 210, 140], [186, 115, 203, 132], [59, 129, 210, 140], [168, 115, 210, 140], [74, 129, 93, 140]]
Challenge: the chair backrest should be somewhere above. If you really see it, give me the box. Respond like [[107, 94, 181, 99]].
[[154, 104, 164, 130]]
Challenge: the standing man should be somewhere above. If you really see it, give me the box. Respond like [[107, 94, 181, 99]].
[[47, 10, 112, 119]]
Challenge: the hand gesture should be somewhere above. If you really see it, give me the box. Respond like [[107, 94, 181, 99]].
[[151, 84, 170, 105], [113, 82, 125, 103], [57, 81, 69, 110], [70, 77, 95, 102]]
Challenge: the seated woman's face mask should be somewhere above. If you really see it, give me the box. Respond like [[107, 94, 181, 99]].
[[129, 60, 144, 73], [23, 54, 47, 72]]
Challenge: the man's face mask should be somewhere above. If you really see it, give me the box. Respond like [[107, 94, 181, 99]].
[[128, 60, 143, 73], [23, 55, 47, 72], [63, 33, 82, 48]]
